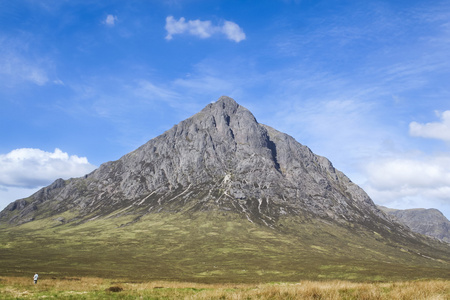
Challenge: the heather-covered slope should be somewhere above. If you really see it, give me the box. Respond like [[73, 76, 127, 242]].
[[1, 210, 449, 282]]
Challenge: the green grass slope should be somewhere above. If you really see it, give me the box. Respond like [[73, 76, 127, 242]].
[[0, 210, 449, 283]]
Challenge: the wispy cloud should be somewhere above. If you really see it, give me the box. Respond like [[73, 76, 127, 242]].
[[135, 80, 181, 103], [0, 52, 49, 86], [165, 16, 245, 42], [0, 35, 55, 87], [173, 73, 236, 97]]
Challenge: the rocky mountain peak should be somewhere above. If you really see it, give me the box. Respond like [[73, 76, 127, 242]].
[[1, 96, 395, 232], [212, 95, 241, 112], [187, 96, 260, 147]]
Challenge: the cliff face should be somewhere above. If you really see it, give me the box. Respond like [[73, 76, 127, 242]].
[[0, 97, 397, 233], [379, 206, 450, 243]]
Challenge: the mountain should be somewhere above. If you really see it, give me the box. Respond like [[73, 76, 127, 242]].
[[0, 96, 394, 228], [0, 96, 449, 282], [378, 206, 450, 243]]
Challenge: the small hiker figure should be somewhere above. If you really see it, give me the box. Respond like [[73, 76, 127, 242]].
[[33, 273, 38, 284]]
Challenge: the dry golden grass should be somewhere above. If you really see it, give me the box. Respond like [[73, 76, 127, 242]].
[[0, 276, 449, 299]]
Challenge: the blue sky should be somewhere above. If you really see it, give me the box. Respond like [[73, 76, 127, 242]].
[[1, 0, 450, 219]]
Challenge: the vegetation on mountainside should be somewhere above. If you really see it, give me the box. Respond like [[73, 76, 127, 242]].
[[1, 211, 449, 283]]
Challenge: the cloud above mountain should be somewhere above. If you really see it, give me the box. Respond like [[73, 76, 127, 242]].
[[363, 161, 450, 216], [0, 148, 96, 188], [165, 16, 246, 42], [360, 112, 450, 215]]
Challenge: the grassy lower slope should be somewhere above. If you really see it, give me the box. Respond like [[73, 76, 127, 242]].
[[0, 211, 449, 283]]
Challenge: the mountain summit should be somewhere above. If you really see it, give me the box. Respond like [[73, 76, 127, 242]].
[[1, 96, 390, 228], [1, 96, 449, 282]]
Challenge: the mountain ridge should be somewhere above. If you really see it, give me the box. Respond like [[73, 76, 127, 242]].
[[0, 96, 449, 282], [378, 206, 450, 243], [1, 96, 394, 230]]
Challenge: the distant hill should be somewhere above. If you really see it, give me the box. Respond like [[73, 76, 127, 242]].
[[378, 206, 450, 243], [0, 96, 449, 282]]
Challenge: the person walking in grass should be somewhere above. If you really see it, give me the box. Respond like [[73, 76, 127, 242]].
[[33, 273, 38, 284]]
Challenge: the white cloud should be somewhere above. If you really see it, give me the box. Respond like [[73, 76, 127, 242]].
[[360, 110, 450, 217], [165, 16, 188, 39], [187, 19, 214, 38], [409, 110, 450, 142], [361, 153, 450, 218], [221, 21, 246, 42], [0, 148, 96, 188], [365, 155, 450, 190], [104, 14, 118, 26], [165, 16, 212, 40], [165, 16, 245, 42]]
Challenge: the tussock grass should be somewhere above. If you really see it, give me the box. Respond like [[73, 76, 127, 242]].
[[0, 276, 448, 299]]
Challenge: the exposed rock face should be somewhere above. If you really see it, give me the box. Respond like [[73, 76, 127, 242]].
[[1, 96, 398, 231], [379, 206, 450, 243]]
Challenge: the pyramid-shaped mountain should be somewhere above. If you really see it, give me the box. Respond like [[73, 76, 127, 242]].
[[1, 96, 449, 282], [1, 96, 389, 228]]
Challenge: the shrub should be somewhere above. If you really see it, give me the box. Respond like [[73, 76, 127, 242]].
[[106, 286, 123, 292]]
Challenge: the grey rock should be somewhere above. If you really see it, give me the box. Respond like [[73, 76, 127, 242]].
[[6, 199, 28, 212], [378, 206, 450, 243], [0, 96, 407, 234]]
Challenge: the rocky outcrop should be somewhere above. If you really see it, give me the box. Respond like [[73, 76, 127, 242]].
[[378, 206, 450, 243], [0, 97, 400, 233]]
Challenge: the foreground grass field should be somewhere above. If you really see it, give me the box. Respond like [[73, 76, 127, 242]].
[[0, 276, 449, 299]]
